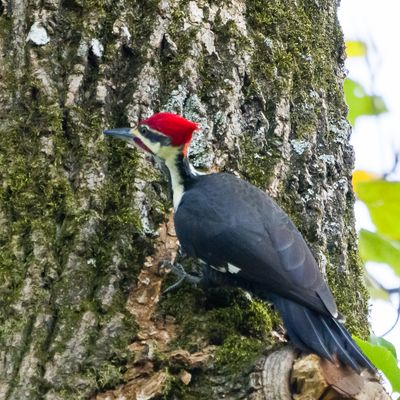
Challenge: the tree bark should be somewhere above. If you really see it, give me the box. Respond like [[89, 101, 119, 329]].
[[0, 0, 387, 399]]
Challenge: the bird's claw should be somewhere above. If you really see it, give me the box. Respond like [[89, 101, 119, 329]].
[[159, 261, 202, 294]]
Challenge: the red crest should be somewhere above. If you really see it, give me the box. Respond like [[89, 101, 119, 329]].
[[140, 112, 198, 146]]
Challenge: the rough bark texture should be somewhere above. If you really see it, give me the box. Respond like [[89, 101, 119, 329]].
[[0, 0, 384, 399]]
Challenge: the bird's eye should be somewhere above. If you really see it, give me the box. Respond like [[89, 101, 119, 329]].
[[139, 126, 147, 135]]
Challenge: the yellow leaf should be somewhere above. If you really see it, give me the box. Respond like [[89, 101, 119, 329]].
[[357, 181, 400, 240], [352, 170, 380, 195], [346, 41, 367, 57]]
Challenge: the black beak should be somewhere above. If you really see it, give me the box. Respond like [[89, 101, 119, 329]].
[[103, 128, 133, 141]]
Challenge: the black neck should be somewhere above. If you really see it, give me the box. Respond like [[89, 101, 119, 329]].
[[175, 152, 197, 188]]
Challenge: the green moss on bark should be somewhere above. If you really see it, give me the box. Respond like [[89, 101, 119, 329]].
[[215, 335, 264, 374], [160, 285, 277, 377], [0, 1, 164, 397], [159, 11, 199, 100], [234, 0, 347, 187]]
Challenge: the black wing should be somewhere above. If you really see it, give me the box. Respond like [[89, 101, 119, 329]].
[[174, 173, 338, 317]]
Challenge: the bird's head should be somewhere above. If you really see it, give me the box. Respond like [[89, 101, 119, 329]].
[[104, 112, 198, 161]]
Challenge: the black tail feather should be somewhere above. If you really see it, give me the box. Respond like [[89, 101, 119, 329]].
[[271, 295, 376, 373]]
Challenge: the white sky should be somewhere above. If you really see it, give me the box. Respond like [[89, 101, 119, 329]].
[[339, 0, 400, 176], [338, 0, 400, 385]]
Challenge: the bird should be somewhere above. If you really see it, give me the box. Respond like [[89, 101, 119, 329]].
[[104, 111, 375, 373]]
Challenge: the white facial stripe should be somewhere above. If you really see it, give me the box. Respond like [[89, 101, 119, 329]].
[[164, 147, 185, 210], [133, 129, 184, 209], [228, 263, 241, 274], [135, 131, 161, 154], [133, 130, 202, 212], [158, 145, 180, 160]]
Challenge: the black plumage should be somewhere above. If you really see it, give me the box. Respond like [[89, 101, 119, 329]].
[[175, 172, 375, 372], [103, 112, 375, 374]]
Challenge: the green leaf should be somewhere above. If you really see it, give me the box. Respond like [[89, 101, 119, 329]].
[[344, 79, 388, 125], [370, 336, 397, 359], [359, 230, 400, 276], [354, 336, 400, 393], [356, 180, 400, 240], [346, 41, 367, 57]]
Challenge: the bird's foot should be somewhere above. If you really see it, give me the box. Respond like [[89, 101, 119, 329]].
[[159, 261, 202, 293]]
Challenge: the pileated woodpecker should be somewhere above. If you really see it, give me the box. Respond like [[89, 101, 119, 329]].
[[104, 112, 375, 373]]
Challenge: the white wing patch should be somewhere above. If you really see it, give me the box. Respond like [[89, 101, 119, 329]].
[[209, 265, 227, 273], [208, 264, 241, 274], [228, 263, 241, 274]]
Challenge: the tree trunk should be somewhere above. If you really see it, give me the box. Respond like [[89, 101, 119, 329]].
[[0, 0, 387, 399]]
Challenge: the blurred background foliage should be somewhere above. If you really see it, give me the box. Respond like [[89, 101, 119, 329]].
[[344, 40, 400, 397], [344, 40, 388, 126], [344, 78, 387, 126]]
